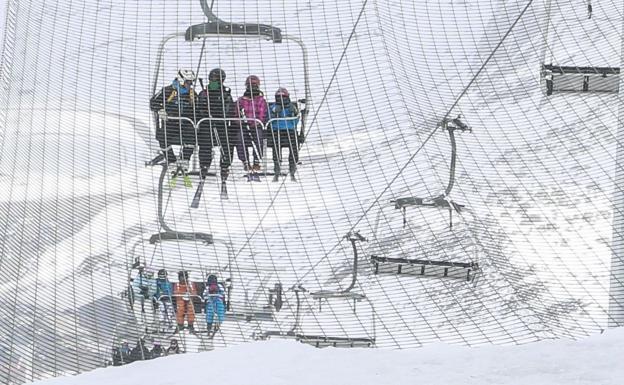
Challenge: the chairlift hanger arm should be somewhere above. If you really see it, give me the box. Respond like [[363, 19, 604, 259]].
[[190, 0, 282, 42]]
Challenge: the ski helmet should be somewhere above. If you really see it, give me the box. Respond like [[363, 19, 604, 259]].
[[177, 69, 196, 85], [209, 68, 226, 83], [157, 269, 167, 279], [178, 270, 189, 282], [275, 87, 290, 98], [207, 274, 218, 285], [275, 87, 291, 105], [245, 75, 261, 89]]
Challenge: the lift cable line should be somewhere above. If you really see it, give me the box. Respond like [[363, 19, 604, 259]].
[[207, 0, 371, 263], [292, 0, 536, 286]]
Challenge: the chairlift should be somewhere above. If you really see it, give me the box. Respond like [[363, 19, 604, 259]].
[[541, 64, 620, 96], [255, 284, 376, 348], [309, 231, 368, 312], [392, 116, 471, 230], [147, 0, 312, 178], [122, 235, 235, 334], [255, 232, 376, 347]]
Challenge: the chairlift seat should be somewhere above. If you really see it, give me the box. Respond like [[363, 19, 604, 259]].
[[310, 291, 366, 301], [149, 232, 213, 245], [185, 22, 283, 43], [541, 64, 620, 96], [393, 197, 464, 212], [296, 334, 375, 348], [371, 255, 479, 281]]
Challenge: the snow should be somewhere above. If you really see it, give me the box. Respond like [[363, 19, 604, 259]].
[[28, 328, 624, 385], [0, 0, 623, 383]]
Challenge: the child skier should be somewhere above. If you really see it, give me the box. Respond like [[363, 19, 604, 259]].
[[153, 269, 174, 331], [202, 274, 226, 337], [233, 75, 268, 179], [268, 87, 300, 182], [173, 270, 197, 333]]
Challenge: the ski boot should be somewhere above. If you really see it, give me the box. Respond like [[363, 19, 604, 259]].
[[169, 160, 192, 188], [206, 323, 213, 337], [220, 182, 228, 200], [273, 165, 281, 182], [188, 323, 196, 334], [289, 165, 298, 183], [200, 166, 209, 180]]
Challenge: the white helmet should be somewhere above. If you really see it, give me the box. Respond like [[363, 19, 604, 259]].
[[177, 69, 196, 84]]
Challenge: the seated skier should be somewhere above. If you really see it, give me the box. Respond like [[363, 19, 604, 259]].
[[202, 274, 226, 337], [166, 339, 181, 355], [149, 69, 200, 170], [196, 68, 235, 181], [268, 87, 300, 182], [153, 269, 175, 331], [131, 267, 157, 314], [129, 337, 151, 361], [113, 341, 132, 365], [150, 341, 164, 359], [233, 75, 268, 178], [173, 270, 197, 333]]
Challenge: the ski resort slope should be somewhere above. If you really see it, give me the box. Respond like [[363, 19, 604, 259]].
[[28, 328, 624, 385], [0, 0, 623, 383]]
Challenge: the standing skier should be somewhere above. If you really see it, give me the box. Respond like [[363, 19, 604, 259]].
[[150, 69, 199, 168], [153, 269, 175, 330], [268, 87, 300, 182], [173, 270, 197, 333], [233, 75, 268, 177], [202, 274, 226, 337]]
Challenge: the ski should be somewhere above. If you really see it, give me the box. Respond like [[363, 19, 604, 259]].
[[169, 166, 193, 189], [190, 178, 206, 208]]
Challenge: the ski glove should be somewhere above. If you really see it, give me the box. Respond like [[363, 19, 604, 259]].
[[158, 109, 168, 120]]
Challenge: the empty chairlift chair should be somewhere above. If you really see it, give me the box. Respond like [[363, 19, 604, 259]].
[[541, 64, 620, 96], [255, 232, 376, 347], [393, 116, 471, 229]]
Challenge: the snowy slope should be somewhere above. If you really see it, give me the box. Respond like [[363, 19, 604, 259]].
[[27, 328, 624, 385], [0, 0, 622, 383]]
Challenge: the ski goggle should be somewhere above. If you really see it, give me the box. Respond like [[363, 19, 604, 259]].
[[276, 95, 291, 105]]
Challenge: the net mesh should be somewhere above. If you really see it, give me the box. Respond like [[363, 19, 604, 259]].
[[0, 0, 623, 382]]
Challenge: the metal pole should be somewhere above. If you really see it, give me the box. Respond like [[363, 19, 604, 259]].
[[608, 9, 624, 327]]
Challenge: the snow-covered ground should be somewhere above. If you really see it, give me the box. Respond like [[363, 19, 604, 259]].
[[28, 328, 624, 385], [0, 0, 623, 383]]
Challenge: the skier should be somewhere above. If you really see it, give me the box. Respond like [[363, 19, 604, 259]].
[[173, 270, 197, 333], [112, 341, 131, 366], [202, 274, 226, 337], [268, 87, 300, 182], [150, 341, 164, 359], [130, 337, 151, 361], [197, 68, 235, 199], [166, 339, 181, 355], [153, 269, 175, 330], [131, 267, 157, 314], [233, 75, 268, 178], [150, 69, 199, 176]]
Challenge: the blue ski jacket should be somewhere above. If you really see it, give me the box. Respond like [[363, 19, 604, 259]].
[[268, 102, 299, 131], [154, 279, 173, 300]]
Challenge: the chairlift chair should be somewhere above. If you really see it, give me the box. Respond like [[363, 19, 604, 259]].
[[541, 64, 620, 96], [392, 116, 471, 230], [148, 0, 312, 177]]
